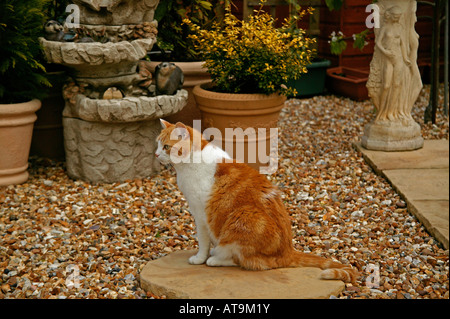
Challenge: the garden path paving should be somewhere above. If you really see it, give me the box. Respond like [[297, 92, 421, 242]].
[[353, 139, 449, 249], [139, 250, 345, 299]]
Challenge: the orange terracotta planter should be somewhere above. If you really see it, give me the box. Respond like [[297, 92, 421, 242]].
[[193, 83, 286, 172], [326, 66, 369, 101], [0, 99, 41, 186]]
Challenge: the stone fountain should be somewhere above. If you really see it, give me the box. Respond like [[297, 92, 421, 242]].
[[362, 0, 424, 151], [40, 0, 187, 183]]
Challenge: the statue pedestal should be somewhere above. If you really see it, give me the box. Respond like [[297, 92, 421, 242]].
[[361, 120, 424, 151]]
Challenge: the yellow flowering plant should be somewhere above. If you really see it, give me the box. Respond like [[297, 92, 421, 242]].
[[184, 2, 316, 95]]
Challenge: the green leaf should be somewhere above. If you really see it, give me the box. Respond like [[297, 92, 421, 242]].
[[352, 29, 370, 51], [325, 0, 344, 11], [154, 0, 170, 21], [0, 59, 10, 73], [176, 8, 186, 19], [330, 39, 347, 55], [199, 1, 213, 10]]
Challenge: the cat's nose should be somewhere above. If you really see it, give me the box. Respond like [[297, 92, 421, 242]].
[[155, 153, 159, 157]]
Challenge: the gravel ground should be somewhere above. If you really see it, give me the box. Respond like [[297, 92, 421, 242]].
[[0, 84, 448, 299]]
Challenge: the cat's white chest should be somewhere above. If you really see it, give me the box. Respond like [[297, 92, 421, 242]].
[[176, 163, 216, 210], [174, 144, 230, 215]]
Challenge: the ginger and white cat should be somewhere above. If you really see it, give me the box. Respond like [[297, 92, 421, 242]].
[[155, 119, 358, 283]]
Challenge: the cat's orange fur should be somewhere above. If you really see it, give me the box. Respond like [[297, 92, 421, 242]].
[[156, 120, 359, 283]]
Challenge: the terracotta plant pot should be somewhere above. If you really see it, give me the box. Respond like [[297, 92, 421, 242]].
[[0, 99, 41, 186], [326, 66, 369, 101], [149, 61, 211, 127], [192, 83, 286, 172]]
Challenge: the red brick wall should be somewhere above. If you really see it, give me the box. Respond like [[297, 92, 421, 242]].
[[317, 0, 374, 69]]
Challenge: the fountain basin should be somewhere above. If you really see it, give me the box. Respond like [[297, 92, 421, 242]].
[[39, 38, 155, 78]]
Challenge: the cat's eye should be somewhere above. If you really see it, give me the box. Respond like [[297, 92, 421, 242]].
[[163, 145, 170, 150]]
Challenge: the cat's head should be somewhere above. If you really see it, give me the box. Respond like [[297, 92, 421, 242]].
[[155, 119, 207, 164]]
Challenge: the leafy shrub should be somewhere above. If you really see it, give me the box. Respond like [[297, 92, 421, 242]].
[[154, 0, 228, 62], [184, 2, 315, 95], [0, 0, 51, 104]]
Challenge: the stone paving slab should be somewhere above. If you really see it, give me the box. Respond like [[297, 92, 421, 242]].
[[408, 200, 449, 249], [140, 250, 345, 299], [384, 168, 449, 201], [354, 140, 448, 171], [353, 140, 449, 249]]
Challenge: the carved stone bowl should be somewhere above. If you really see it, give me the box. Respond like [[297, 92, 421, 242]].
[[39, 37, 155, 78]]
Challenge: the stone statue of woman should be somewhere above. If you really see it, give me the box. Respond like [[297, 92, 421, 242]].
[[363, 0, 423, 151], [374, 6, 411, 122]]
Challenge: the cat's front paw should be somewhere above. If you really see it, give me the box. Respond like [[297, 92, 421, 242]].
[[188, 254, 207, 265], [206, 256, 236, 267]]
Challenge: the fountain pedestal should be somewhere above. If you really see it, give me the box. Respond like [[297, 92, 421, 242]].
[[40, 0, 187, 183], [61, 90, 187, 183]]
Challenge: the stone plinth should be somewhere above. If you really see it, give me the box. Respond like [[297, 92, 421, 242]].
[[361, 120, 424, 151], [139, 250, 345, 299]]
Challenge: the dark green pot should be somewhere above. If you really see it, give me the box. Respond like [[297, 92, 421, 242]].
[[288, 59, 331, 98]]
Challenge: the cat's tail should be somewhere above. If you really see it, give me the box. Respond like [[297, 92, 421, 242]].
[[289, 250, 359, 283]]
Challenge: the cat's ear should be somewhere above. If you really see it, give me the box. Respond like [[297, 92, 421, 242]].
[[160, 119, 172, 129], [175, 122, 189, 140], [175, 122, 187, 129]]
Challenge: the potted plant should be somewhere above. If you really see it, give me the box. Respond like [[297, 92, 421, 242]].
[[322, 0, 373, 101], [185, 2, 315, 170], [0, 0, 50, 186], [324, 29, 371, 101], [148, 0, 229, 126]]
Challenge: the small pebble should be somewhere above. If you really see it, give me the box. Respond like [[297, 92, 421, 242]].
[[43, 180, 53, 186], [396, 201, 407, 208]]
